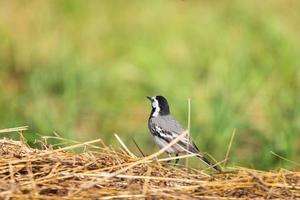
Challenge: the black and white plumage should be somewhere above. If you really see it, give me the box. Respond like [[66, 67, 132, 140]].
[[147, 95, 221, 172]]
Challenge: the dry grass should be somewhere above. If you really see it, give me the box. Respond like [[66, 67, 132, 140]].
[[0, 128, 299, 199]]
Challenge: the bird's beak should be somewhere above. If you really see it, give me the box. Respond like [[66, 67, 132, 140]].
[[146, 96, 152, 101]]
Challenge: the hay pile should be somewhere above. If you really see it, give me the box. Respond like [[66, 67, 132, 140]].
[[0, 129, 299, 199]]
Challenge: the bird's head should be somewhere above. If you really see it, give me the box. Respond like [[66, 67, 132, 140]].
[[147, 95, 170, 117]]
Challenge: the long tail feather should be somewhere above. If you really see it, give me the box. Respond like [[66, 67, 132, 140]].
[[196, 154, 222, 172]]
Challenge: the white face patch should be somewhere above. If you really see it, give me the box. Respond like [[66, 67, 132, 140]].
[[151, 97, 160, 117]]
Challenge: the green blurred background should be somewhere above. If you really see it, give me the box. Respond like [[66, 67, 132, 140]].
[[0, 0, 300, 170]]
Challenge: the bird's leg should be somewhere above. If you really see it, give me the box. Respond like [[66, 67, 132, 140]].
[[175, 153, 179, 164], [167, 154, 172, 163]]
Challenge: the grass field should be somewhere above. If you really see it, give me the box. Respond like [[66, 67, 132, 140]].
[[1, 1, 300, 170]]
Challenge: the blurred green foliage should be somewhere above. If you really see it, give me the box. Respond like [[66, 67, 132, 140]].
[[0, 0, 300, 170]]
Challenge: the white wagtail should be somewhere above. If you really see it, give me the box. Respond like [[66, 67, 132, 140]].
[[147, 95, 221, 171]]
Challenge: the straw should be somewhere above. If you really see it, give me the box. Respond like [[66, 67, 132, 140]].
[[0, 130, 299, 199]]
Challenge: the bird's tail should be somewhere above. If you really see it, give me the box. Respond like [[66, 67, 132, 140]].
[[196, 154, 222, 172]]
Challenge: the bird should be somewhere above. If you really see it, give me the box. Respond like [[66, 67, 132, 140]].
[[147, 95, 221, 172]]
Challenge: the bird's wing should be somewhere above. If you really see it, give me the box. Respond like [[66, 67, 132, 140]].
[[150, 116, 200, 154], [149, 116, 221, 171]]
